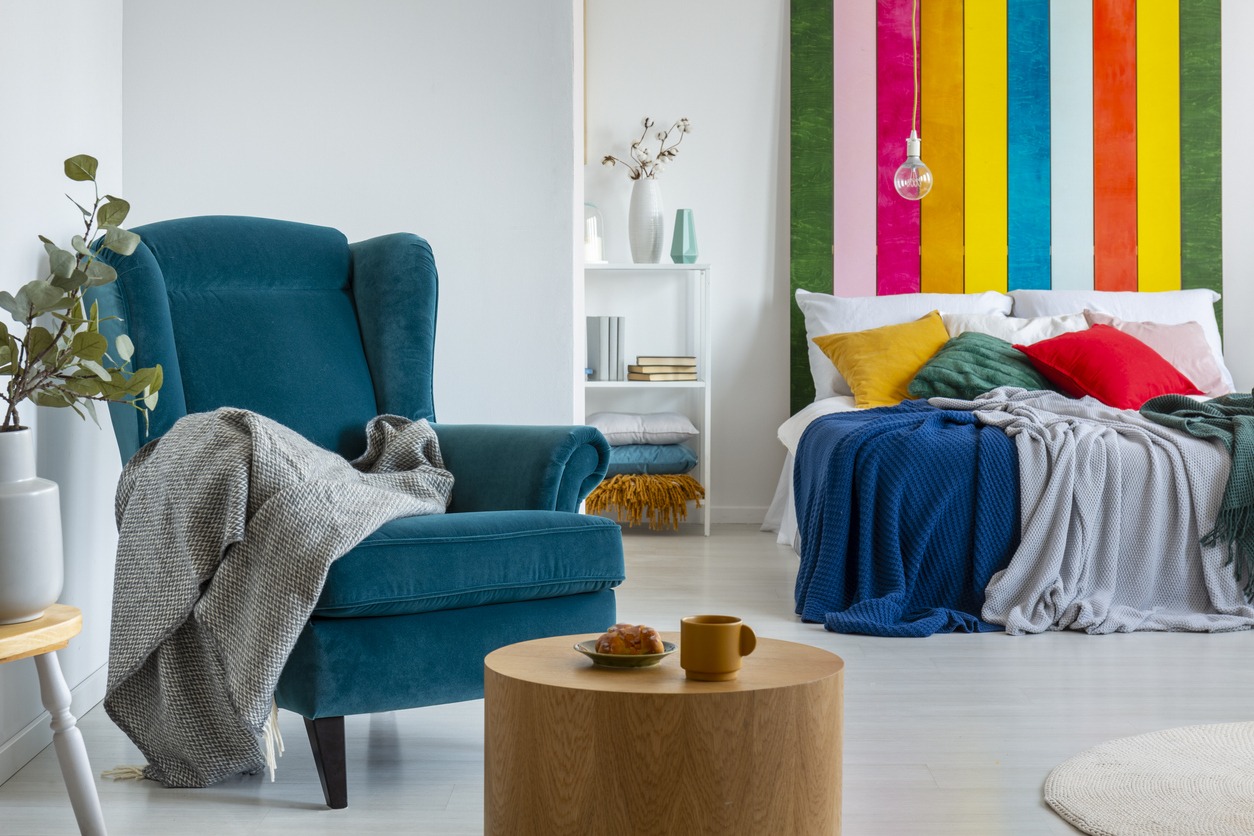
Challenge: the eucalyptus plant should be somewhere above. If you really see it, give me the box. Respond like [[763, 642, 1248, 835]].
[[0, 155, 161, 432]]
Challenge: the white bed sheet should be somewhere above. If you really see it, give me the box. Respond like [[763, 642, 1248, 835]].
[[759, 391, 1213, 552], [760, 396, 860, 550]]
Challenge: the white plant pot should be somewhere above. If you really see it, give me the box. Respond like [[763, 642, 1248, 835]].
[[0, 428, 63, 624], [628, 178, 665, 263]]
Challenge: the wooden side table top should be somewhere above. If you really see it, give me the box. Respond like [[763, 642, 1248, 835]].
[[484, 632, 844, 694], [0, 604, 82, 665]]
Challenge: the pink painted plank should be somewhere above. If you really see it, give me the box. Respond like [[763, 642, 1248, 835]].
[[877, 0, 921, 295], [834, 0, 878, 296]]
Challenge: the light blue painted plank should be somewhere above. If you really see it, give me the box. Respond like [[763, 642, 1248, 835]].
[[1009, 0, 1052, 289], [1049, 0, 1094, 290]]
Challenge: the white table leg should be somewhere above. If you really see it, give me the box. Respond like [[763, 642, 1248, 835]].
[[34, 650, 107, 836]]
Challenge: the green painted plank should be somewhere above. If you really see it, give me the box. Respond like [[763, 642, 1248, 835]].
[[791, 0, 834, 415], [1180, 0, 1223, 333]]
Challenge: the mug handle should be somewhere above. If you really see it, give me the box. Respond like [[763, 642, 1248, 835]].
[[739, 624, 757, 657]]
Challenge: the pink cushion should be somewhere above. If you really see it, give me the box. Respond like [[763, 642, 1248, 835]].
[[1016, 325, 1203, 410], [1082, 310, 1230, 397]]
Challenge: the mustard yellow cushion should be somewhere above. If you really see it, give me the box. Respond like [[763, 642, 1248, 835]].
[[811, 310, 949, 408]]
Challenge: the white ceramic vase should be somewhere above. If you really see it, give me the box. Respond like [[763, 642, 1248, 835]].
[[0, 428, 63, 624], [628, 178, 664, 263]]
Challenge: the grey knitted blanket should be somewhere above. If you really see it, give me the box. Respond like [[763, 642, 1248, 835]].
[[104, 409, 453, 787], [932, 389, 1254, 635]]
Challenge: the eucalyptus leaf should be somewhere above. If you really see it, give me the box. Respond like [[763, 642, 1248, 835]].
[[32, 389, 72, 408], [89, 300, 99, 334], [127, 366, 156, 396], [64, 376, 102, 397], [51, 268, 89, 292], [116, 333, 134, 363], [0, 344, 11, 371], [70, 331, 107, 362], [26, 326, 55, 364], [79, 358, 111, 381], [47, 246, 75, 279], [101, 226, 140, 256], [85, 260, 117, 286], [96, 377, 129, 399], [0, 321, 7, 342], [65, 195, 92, 218], [0, 291, 21, 320], [20, 280, 69, 315], [71, 235, 92, 256], [143, 388, 159, 411], [97, 196, 130, 228], [82, 398, 101, 429], [63, 154, 98, 182]]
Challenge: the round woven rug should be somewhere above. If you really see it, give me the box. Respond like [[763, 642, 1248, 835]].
[[1045, 722, 1254, 836]]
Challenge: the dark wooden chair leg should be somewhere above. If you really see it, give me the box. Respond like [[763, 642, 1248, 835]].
[[303, 715, 348, 809]]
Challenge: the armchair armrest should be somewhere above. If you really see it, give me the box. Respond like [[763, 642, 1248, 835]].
[[433, 424, 610, 513]]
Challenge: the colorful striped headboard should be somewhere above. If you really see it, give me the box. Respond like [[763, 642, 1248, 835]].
[[790, 0, 1222, 414]]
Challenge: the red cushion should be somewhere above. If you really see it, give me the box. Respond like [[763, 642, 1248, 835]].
[[1016, 324, 1203, 409]]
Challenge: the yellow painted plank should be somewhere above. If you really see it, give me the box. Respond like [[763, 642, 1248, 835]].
[[1137, 1, 1181, 291], [963, 1, 1008, 293], [921, 0, 965, 293]]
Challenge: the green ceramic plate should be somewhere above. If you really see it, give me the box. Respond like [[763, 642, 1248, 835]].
[[573, 639, 677, 669]]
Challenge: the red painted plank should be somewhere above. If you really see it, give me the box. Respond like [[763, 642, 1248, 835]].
[[1092, 0, 1137, 291]]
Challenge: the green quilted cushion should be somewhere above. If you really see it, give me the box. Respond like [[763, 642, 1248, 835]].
[[907, 331, 1055, 400]]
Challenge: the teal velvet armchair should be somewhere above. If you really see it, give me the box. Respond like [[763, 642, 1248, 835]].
[[87, 216, 624, 808]]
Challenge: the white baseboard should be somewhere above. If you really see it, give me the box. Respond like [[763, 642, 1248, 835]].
[[708, 506, 769, 525], [0, 663, 108, 786]]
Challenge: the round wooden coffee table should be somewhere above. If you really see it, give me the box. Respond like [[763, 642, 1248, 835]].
[[484, 633, 843, 836]]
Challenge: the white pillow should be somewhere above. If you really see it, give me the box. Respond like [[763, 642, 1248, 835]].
[[1009, 289, 1233, 390], [796, 289, 1013, 399], [586, 412, 698, 446], [942, 312, 1089, 345]]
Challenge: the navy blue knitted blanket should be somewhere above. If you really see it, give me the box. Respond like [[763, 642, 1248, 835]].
[[793, 401, 1020, 637]]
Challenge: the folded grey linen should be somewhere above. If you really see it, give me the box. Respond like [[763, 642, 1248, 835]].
[[104, 409, 452, 787], [931, 388, 1254, 635]]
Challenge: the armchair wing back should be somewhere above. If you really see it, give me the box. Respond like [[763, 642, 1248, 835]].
[[92, 216, 436, 461]]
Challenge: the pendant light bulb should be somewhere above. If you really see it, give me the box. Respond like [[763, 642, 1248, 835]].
[[894, 130, 933, 201]]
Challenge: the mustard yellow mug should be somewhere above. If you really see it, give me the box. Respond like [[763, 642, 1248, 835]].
[[679, 615, 757, 681]]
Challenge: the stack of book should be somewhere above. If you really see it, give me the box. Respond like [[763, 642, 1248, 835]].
[[627, 355, 697, 381]]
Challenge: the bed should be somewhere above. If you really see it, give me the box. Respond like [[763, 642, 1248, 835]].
[[763, 287, 1254, 637]]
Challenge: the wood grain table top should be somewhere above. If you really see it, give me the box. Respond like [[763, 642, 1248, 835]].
[[0, 604, 83, 665], [485, 632, 844, 695]]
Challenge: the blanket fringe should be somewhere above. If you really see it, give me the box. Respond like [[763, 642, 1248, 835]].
[[262, 698, 285, 782], [586, 473, 705, 531], [101, 765, 148, 781], [1203, 504, 1254, 600]]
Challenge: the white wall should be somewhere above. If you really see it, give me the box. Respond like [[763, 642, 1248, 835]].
[[1223, 0, 1254, 390], [585, 0, 792, 522], [0, 0, 123, 783], [121, 0, 582, 426]]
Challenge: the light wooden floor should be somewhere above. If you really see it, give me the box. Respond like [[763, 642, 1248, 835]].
[[5, 524, 1254, 835]]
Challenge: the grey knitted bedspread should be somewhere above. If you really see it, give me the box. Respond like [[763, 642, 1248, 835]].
[[104, 409, 453, 787], [932, 389, 1254, 635]]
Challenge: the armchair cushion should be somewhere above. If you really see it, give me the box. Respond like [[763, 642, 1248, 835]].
[[315, 511, 623, 618]]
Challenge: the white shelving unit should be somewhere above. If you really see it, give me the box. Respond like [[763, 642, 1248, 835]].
[[584, 262, 712, 536]]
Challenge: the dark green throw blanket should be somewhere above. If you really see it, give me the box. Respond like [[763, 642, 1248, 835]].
[[1141, 392, 1254, 598]]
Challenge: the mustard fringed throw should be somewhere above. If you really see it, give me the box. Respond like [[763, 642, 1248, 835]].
[[586, 473, 705, 531]]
